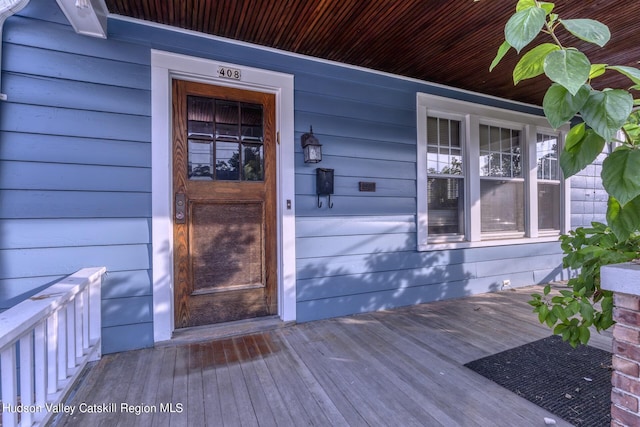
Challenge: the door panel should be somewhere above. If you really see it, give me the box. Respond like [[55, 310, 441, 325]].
[[190, 201, 264, 294], [173, 79, 277, 328]]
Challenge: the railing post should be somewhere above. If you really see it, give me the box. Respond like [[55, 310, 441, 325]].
[[75, 291, 84, 359], [34, 321, 47, 421], [81, 287, 89, 354], [47, 311, 59, 395], [20, 333, 35, 426], [1, 345, 18, 427], [89, 270, 102, 360], [57, 305, 67, 382], [66, 302, 75, 371]]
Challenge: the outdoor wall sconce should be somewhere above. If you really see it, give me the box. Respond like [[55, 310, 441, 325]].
[[301, 126, 322, 163], [316, 168, 334, 208]]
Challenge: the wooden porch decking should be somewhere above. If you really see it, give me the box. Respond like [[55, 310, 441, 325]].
[[53, 286, 612, 427]]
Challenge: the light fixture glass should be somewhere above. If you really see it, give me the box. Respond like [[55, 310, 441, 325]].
[[301, 126, 322, 163]]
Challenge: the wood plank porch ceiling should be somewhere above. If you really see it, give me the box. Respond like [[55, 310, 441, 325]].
[[105, 0, 639, 106]]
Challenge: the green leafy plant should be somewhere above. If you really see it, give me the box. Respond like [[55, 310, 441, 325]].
[[529, 223, 639, 346], [486, 0, 640, 346]]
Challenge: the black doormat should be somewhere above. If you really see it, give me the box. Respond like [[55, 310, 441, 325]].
[[464, 335, 612, 426]]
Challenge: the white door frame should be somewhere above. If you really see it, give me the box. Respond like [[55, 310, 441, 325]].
[[150, 50, 297, 342]]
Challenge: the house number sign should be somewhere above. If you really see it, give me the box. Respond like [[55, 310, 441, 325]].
[[217, 66, 242, 80]]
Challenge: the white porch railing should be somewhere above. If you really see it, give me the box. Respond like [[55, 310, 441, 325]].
[[0, 267, 105, 427]]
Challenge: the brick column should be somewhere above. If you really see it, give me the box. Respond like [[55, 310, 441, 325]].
[[602, 263, 640, 427]]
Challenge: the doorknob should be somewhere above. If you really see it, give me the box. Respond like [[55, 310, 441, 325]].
[[175, 193, 186, 224]]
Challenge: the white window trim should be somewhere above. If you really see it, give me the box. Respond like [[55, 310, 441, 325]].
[[151, 50, 296, 342], [416, 93, 570, 251]]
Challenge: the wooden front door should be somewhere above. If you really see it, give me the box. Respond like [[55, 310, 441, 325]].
[[172, 79, 277, 328]]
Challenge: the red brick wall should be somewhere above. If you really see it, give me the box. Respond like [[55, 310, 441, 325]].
[[611, 293, 640, 426]]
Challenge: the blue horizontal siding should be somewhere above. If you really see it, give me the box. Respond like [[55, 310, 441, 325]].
[[296, 211, 563, 319], [475, 254, 563, 277], [295, 269, 562, 320], [1, 0, 575, 354], [0, 161, 150, 192], [296, 215, 415, 238], [102, 295, 153, 328], [5, 16, 150, 64], [3, 73, 150, 116], [294, 110, 415, 146], [1, 103, 150, 142], [0, 132, 150, 168], [296, 175, 415, 198], [4, 44, 150, 90], [295, 135, 415, 162], [296, 272, 538, 323], [0, 276, 64, 310], [463, 241, 562, 262], [295, 154, 415, 180], [0, 190, 151, 219], [534, 267, 567, 284], [294, 74, 417, 109], [295, 239, 562, 280], [1, 218, 150, 249], [102, 270, 152, 300], [295, 253, 563, 297], [295, 91, 415, 128], [0, 245, 150, 280], [102, 323, 154, 354], [296, 233, 415, 259], [101, 269, 153, 340], [14, 0, 69, 25], [297, 264, 475, 302], [295, 195, 415, 217]]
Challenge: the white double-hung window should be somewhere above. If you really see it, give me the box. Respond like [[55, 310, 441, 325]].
[[426, 115, 465, 239], [536, 132, 562, 233], [417, 93, 570, 250]]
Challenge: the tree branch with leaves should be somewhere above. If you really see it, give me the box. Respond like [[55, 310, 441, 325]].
[[484, 0, 640, 346]]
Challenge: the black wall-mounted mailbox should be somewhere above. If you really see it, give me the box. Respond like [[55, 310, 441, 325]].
[[316, 168, 334, 195], [316, 168, 334, 208]]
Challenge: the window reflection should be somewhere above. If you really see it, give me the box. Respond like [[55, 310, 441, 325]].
[[188, 140, 213, 179], [187, 95, 264, 181], [479, 124, 521, 178], [216, 142, 240, 180], [480, 180, 525, 233], [242, 144, 264, 181], [428, 177, 465, 235], [426, 116, 463, 175], [537, 133, 561, 231], [537, 134, 559, 180], [426, 116, 465, 238]]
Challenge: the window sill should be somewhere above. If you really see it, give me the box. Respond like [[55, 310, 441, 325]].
[[419, 235, 561, 252]]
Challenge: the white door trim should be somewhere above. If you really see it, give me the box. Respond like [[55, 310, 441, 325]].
[[150, 49, 296, 342]]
